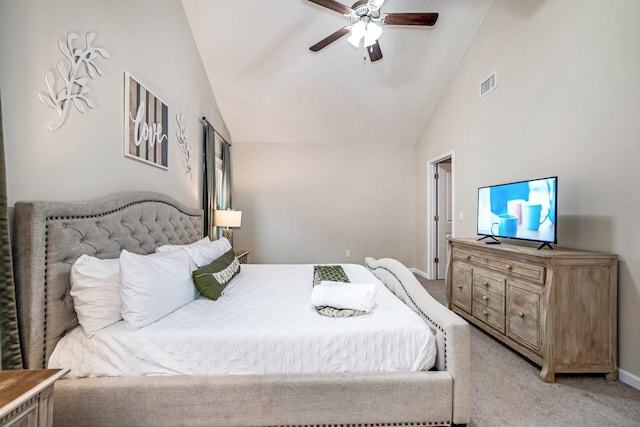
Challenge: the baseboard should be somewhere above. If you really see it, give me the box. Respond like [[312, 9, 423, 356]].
[[410, 268, 430, 280], [619, 368, 640, 390]]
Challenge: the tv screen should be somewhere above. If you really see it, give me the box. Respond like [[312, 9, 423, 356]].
[[477, 176, 557, 246]]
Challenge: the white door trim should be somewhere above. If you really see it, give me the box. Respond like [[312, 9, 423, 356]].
[[426, 150, 455, 280]]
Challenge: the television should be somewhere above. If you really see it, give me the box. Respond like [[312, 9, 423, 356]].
[[477, 176, 557, 249]]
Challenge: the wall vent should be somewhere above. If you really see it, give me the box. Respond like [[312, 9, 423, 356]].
[[480, 72, 497, 97]]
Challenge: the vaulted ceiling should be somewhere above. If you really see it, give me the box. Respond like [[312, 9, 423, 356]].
[[181, 0, 494, 145]]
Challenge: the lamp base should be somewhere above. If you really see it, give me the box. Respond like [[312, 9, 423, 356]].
[[222, 228, 234, 247]]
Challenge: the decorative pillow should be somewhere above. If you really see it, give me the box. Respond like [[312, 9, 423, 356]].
[[156, 237, 232, 268], [119, 249, 198, 330], [70, 254, 122, 337], [192, 248, 241, 300]]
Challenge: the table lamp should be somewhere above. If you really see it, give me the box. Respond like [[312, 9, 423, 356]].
[[214, 209, 242, 247]]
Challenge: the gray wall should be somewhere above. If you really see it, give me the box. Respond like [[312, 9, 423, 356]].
[[415, 0, 640, 384], [233, 142, 416, 266], [0, 0, 228, 207]]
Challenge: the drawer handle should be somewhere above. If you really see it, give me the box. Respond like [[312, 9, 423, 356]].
[[483, 282, 489, 287], [518, 311, 525, 318], [482, 295, 488, 301], [506, 264, 513, 270], [483, 310, 488, 316], [466, 255, 471, 260], [457, 285, 463, 289]]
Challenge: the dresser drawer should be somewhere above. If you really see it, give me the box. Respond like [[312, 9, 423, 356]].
[[487, 257, 545, 284], [473, 286, 505, 314], [473, 271, 505, 296], [451, 264, 472, 312], [452, 248, 487, 266], [473, 303, 505, 333], [507, 284, 540, 350]]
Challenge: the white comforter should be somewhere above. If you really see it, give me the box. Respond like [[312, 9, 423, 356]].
[[49, 264, 436, 378]]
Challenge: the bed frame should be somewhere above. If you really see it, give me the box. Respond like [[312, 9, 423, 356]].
[[13, 191, 470, 427]]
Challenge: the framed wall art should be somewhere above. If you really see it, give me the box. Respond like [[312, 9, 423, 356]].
[[124, 72, 169, 169]]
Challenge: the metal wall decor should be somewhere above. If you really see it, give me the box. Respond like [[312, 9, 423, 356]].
[[176, 114, 192, 179], [38, 32, 110, 131]]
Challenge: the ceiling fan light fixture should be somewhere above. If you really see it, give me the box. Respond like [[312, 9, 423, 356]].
[[363, 22, 382, 47], [348, 20, 366, 47]]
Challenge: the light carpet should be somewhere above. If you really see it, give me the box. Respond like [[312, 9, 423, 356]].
[[417, 277, 640, 427]]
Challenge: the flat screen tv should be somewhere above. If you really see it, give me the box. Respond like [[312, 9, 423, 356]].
[[477, 176, 557, 249]]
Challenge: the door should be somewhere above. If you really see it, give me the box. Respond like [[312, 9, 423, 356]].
[[435, 160, 452, 279]]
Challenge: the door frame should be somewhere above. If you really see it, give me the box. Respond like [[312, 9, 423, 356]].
[[426, 150, 455, 280]]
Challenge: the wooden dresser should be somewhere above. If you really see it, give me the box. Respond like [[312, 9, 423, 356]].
[[0, 369, 67, 427], [446, 237, 617, 382]]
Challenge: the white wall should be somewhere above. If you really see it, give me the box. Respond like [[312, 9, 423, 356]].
[[233, 142, 416, 266], [0, 0, 229, 208], [416, 0, 640, 383]]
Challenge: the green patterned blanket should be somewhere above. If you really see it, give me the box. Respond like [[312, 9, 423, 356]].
[[313, 265, 365, 318]]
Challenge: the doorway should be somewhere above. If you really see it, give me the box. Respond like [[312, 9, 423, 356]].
[[428, 152, 454, 280]]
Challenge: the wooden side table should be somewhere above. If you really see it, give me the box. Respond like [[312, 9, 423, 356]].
[[0, 369, 68, 427], [235, 249, 249, 264]]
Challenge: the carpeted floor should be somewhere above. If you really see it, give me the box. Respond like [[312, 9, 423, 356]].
[[416, 277, 640, 427]]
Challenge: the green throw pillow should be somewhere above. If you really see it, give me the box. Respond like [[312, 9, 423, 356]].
[[192, 248, 240, 300]]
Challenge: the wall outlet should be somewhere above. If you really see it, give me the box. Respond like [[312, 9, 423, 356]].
[[459, 211, 464, 221], [346, 249, 351, 258]]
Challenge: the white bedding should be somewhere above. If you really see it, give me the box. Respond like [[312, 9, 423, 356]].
[[49, 263, 436, 378]]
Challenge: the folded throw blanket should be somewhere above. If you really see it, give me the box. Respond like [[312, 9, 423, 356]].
[[312, 265, 375, 317], [311, 281, 376, 313]]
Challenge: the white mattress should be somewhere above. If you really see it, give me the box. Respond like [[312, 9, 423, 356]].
[[49, 263, 436, 378]]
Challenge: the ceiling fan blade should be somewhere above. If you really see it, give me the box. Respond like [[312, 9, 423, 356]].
[[382, 12, 439, 26], [307, 0, 353, 16], [310, 26, 351, 52], [367, 41, 383, 62]]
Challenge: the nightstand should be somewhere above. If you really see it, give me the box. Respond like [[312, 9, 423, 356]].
[[235, 249, 249, 264], [0, 369, 68, 427]]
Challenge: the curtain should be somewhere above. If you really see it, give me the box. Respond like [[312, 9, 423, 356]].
[[216, 139, 232, 240], [218, 140, 232, 210], [202, 117, 232, 240], [202, 119, 216, 239], [0, 93, 23, 369]]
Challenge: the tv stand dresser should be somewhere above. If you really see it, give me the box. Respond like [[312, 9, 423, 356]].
[[446, 237, 617, 382]]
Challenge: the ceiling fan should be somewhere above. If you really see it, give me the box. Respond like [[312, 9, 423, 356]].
[[307, 0, 439, 62]]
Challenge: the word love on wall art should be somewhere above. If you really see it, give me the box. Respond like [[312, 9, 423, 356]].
[[124, 72, 169, 169]]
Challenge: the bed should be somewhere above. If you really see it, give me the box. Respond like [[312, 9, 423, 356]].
[[13, 191, 470, 427]]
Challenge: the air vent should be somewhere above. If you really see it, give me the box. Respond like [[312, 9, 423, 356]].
[[480, 72, 497, 97]]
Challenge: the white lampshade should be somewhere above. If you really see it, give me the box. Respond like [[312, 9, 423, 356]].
[[348, 20, 366, 47], [214, 210, 242, 228], [364, 22, 382, 47]]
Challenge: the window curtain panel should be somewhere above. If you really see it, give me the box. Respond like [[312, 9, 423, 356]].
[[216, 139, 232, 240], [0, 93, 23, 369], [218, 139, 232, 209], [202, 119, 216, 239]]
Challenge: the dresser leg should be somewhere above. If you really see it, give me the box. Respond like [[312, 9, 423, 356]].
[[540, 365, 555, 382]]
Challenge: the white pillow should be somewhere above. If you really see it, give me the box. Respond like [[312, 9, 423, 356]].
[[156, 237, 232, 268], [155, 236, 210, 254], [119, 249, 198, 330], [70, 254, 122, 337]]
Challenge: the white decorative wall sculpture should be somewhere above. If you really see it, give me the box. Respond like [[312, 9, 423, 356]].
[[176, 114, 193, 179], [38, 32, 110, 131]]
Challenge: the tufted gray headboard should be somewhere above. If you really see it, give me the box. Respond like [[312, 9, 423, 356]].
[[12, 191, 203, 369]]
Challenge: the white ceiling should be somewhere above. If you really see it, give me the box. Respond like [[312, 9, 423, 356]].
[[181, 0, 493, 145]]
